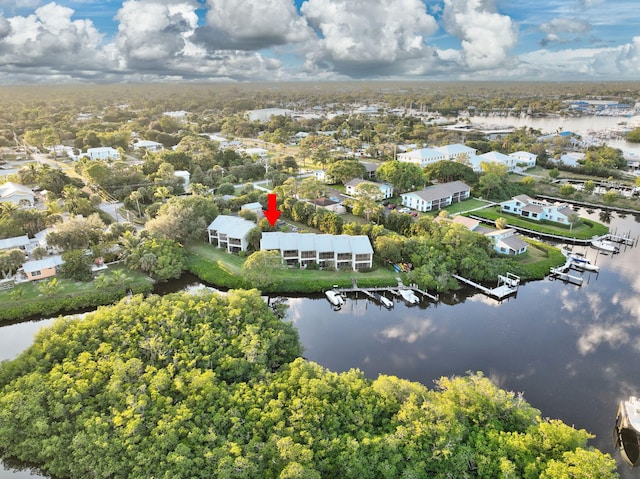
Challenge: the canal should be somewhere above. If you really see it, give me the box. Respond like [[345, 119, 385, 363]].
[[2, 208, 640, 478]]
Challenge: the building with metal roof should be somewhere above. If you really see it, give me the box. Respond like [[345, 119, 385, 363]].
[[207, 215, 256, 253]]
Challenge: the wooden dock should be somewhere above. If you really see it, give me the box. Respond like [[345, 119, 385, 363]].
[[334, 279, 438, 305], [451, 273, 520, 300]]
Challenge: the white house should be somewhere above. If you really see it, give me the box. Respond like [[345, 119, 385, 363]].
[[246, 108, 293, 122], [400, 181, 471, 212], [207, 215, 256, 253], [0, 235, 31, 252], [133, 140, 164, 152], [435, 144, 477, 161], [360, 161, 379, 179], [345, 179, 393, 200], [397, 147, 446, 168], [174, 170, 190, 191], [0, 182, 35, 206], [478, 151, 520, 172], [86, 147, 120, 161], [509, 151, 537, 169], [485, 229, 529, 255], [240, 202, 264, 218], [261, 232, 373, 271], [500, 195, 575, 224]]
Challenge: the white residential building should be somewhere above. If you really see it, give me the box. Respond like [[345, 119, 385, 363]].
[[435, 143, 477, 161], [500, 195, 575, 224], [345, 179, 393, 200], [400, 181, 471, 212], [207, 215, 256, 253], [133, 140, 164, 152], [86, 147, 120, 161], [0, 235, 31, 252], [261, 232, 373, 271], [509, 151, 537, 169], [485, 229, 529, 255], [478, 151, 520, 172], [397, 147, 446, 168], [0, 182, 35, 206]]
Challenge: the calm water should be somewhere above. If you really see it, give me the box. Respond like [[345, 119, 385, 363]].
[[2, 209, 640, 478]]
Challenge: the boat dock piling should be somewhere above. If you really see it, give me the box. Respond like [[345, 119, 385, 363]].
[[549, 262, 584, 285], [333, 279, 438, 305], [451, 273, 520, 300], [603, 231, 636, 247]]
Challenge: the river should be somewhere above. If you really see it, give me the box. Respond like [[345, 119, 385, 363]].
[[2, 209, 640, 478], [465, 114, 640, 156]]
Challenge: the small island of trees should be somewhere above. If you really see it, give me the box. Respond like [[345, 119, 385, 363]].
[[0, 290, 617, 478]]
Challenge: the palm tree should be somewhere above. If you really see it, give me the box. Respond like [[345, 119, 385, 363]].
[[154, 186, 172, 203], [129, 190, 143, 217]]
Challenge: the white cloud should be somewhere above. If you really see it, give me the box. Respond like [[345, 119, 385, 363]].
[[539, 18, 591, 46], [197, 0, 314, 50], [115, 0, 198, 64], [443, 0, 518, 70], [0, 2, 112, 79], [300, 0, 440, 76]]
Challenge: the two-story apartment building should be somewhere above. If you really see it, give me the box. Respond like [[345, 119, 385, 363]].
[[260, 232, 373, 271], [207, 215, 256, 253], [400, 181, 471, 212], [500, 195, 574, 224]]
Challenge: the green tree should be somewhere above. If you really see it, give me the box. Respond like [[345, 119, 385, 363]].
[[423, 160, 477, 184], [325, 160, 366, 185], [0, 249, 25, 278], [548, 168, 560, 180], [602, 190, 618, 205], [242, 250, 284, 289], [376, 161, 425, 193], [60, 249, 93, 281], [127, 237, 185, 281], [559, 183, 575, 196], [583, 180, 596, 195]]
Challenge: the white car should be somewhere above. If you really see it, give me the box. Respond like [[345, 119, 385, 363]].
[[398, 207, 411, 213]]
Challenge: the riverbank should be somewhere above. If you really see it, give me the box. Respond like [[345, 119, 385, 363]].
[[0, 268, 154, 324], [186, 243, 401, 293]]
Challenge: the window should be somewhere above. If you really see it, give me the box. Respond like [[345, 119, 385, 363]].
[[283, 250, 298, 257], [319, 252, 333, 260], [337, 253, 351, 260], [355, 254, 370, 262], [31, 270, 41, 277]]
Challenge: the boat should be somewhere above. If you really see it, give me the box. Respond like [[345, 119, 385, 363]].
[[325, 290, 344, 307], [614, 396, 640, 467], [561, 247, 599, 272], [591, 239, 620, 253], [371, 292, 394, 309], [398, 289, 420, 305]]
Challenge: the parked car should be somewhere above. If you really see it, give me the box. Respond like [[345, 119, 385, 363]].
[[399, 207, 411, 213]]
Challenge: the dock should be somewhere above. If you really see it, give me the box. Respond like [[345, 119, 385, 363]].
[[452, 273, 520, 300], [549, 260, 584, 285], [602, 232, 636, 247], [333, 279, 439, 305]]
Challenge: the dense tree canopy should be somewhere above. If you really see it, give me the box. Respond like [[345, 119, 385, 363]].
[[376, 160, 425, 193], [0, 290, 617, 479]]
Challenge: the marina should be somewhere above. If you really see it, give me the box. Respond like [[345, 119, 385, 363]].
[[326, 279, 439, 308]]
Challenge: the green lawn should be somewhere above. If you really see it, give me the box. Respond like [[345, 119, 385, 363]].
[[0, 266, 154, 323], [468, 206, 608, 239], [186, 243, 401, 293]]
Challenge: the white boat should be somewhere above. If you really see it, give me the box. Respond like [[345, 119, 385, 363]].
[[561, 248, 600, 272], [591, 239, 620, 253], [614, 396, 640, 467], [371, 292, 394, 309], [325, 290, 344, 307], [398, 289, 420, 305]]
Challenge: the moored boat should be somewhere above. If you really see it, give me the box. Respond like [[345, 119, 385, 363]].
[[371, 292, 394, 309], [398, 289, 420, 305], [591, 238, 620, 253], [614, 396, 640, 467], [325, 290, 344, 307]]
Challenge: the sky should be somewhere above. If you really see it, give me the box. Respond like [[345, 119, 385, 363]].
[[0, 0, 638, 84]]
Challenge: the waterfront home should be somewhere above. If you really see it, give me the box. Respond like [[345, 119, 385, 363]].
[[435, 144, 478, 161], [485, 229, 528, 255], [500, 195, 574, 224], [260, 232, 373, 271], [20, 255, 64, 281], [207, 215, 256, 253], [240, 202, 264, 217], [400, 181, 471, 212], [509, 151, 537, 169], [345, 179, 393, 200], [478, 151, 520, 172], [0, 182, 35, 206]]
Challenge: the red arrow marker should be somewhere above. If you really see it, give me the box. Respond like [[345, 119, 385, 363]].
[[263, 193, 281, 226]]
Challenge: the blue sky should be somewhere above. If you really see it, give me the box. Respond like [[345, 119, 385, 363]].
[[0, 0, 638, 83]]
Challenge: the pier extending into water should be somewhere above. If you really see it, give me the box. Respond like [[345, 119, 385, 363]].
[[451, 273, 520, 300], [332, 278, 439, 306]]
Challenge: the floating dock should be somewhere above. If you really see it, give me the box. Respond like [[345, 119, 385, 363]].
[[451, 273, 520, 300], [333, 279, 438, 306], [549, 259, 584, 285]]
